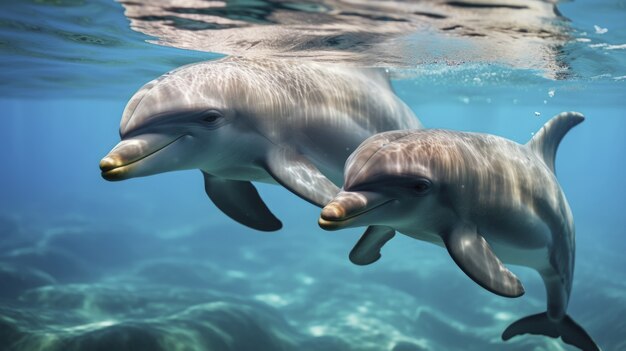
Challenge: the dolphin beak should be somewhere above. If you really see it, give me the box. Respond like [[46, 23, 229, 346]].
[[99, 154, 126, 180], [100, 133, 184, 181], [319, 191, 389, 231]]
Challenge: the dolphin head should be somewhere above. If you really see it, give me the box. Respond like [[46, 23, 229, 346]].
[[319, 130, 457, 234], [100, 62, 255, 181]]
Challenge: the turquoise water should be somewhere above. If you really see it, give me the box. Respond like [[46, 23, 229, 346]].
[[1, 1, 625, 350]]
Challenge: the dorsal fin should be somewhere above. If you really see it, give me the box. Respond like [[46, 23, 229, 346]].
[[526, 112, 584, 174]]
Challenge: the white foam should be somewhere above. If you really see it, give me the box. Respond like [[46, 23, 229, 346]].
[[594, 25, 608, 34]]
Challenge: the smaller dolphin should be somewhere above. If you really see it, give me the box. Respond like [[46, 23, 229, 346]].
[[319, 112, 599, 351]]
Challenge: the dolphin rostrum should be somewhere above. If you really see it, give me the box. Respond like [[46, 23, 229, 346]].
[[319, 112, 599, 350], [100, 56, 421, 237]]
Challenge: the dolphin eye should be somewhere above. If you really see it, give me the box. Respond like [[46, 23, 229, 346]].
[[203, 110, 223, 124], [414, 179, 432, 195]]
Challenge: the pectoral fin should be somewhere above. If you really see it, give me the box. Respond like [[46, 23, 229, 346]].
[[202, 172, 282, 232], [266, 147, 340, 207], [349, 226, 395, 265], [444, 222, 524, 298], [266, 148, 389, 255]]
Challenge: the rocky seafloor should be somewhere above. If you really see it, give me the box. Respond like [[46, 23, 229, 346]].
[[0, 214, 623, 351]]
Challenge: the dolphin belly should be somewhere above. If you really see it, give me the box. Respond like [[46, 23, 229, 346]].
[[489, 241, 550, 269]]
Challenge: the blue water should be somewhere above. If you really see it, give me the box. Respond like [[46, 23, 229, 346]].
[[1, 1, 625, 351]]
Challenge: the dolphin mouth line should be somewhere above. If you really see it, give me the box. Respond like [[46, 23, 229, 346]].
[[319, 199, 393, 229], [101, 134, 187, 178]]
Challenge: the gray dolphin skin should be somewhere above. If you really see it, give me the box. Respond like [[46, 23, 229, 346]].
[[100, 56, 421, 234], [319, 112, 599, 351]]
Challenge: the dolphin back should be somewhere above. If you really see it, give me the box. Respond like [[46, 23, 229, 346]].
[[526, 112, 584, 174]]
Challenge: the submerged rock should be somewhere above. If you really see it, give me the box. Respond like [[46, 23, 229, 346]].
[[300, 335, 352, 351], [392, 341, 428, 351], [44, 229, 148, 269], [0, 264, 55, 299], [412, 310, 487, 351], [134, 260, 251, 293], [1, 284, 310, 351], [0, 247, 87, 282], [60, 323, 164, 351], [0, 311, 24, 344], [0, 215, 34, 253]]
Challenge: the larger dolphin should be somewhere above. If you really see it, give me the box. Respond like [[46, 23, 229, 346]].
[[100, 56, 421, 235], [319, 112, 599, 350]]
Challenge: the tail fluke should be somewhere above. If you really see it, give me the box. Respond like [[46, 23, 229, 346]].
[[502, 312, 599, 351]]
